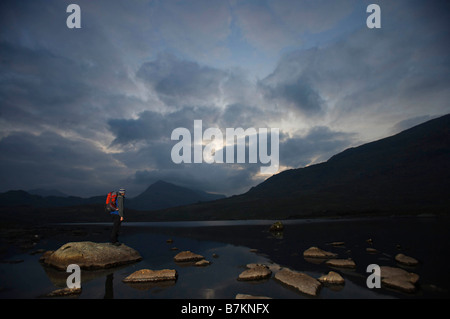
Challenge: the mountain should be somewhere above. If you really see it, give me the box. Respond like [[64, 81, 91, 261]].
[[2, 114, 449, 222], [127, 180, 226, 211], [28, 188, 69, 197], [0, 190, 103, 208], [152, 113, 450, 220], [0, 180, 225, 212]]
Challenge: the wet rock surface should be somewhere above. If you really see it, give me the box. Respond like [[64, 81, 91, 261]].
[[173, 250, 205, 262], [123, 269, 178, 283], [395, 253, 419, 266], [380, 266, 419, 293], [237, 264, 272, 281], [318, 271, 345, 285], [303, 246, 338, 259], [40, 241, 142, 270], [274, 268, 321, 296]]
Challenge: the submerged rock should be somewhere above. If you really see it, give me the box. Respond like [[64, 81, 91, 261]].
[[238, 264, 272, 281], [173, 251, 204, 262], [274, 268, 321, 296], [395, 253, 419, 266], [303, 246, 337, 259], [123, 269, 177, 283], [380, 266, 419, 293], [40, 241, 142, 270]]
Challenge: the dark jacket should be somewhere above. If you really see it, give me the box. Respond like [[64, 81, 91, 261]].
[[111, 194, 124, 218], [116, 194, 124, 218]]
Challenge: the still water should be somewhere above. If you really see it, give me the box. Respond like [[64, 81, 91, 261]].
[[1, 216, 449, 298]]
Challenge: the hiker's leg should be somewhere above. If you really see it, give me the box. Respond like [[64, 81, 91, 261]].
[[110, 215, 120, 243]]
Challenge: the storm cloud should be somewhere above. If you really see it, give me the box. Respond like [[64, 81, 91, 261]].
[[0, 0, 449, 197]]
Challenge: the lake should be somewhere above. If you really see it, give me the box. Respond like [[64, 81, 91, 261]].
[[1, 216, 449, 299]]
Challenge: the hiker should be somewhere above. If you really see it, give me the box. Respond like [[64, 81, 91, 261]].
[[109, 188, 125, 245]]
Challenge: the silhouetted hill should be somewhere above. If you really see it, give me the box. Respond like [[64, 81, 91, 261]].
[[127, 180, 226, 211], [28, 188, 69, 197], [149, 114, 450, 220], [2, 115, 449, 223], [0, 180, 225, 213], [0, 190, 103, 208]]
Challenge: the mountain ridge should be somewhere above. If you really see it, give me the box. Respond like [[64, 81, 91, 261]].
[[0, 180, 226, 211], [147, 113, 450, 220]]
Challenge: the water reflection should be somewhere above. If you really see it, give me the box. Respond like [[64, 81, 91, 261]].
[[104, 273, 114, 299]]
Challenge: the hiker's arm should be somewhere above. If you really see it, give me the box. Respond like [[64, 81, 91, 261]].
[[117, 196, 124, 218]]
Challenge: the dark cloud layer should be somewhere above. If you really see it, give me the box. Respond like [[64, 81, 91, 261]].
[[0, 0, 449, 197]]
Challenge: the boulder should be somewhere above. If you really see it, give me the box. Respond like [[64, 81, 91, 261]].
[[325, 258, 356, 269], [303, 246, 337, 259], [173, 251, 204, 262], [380, 266, 419, 293], [274, 268, 321, 296], [238, 264, 272, 281], [318, 271, 345, 285], [123, 269, 177, 283], [395, 253, 419, 266], [40, 241, 142, 270]]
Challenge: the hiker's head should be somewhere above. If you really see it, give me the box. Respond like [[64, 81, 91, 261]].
[[119, 188, 126, 196]]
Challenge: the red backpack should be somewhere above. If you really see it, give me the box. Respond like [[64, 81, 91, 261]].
[[105, 191, 118, 213]]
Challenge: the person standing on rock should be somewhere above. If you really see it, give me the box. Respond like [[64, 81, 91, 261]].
[[110, 188, 125, 246]]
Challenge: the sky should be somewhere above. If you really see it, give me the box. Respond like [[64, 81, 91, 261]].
[[0, 0, 449, 197]]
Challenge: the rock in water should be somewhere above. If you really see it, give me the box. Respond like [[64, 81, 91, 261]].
[[325, 258, 356, 269], [40, 241, 142, 270], [303, 246, 337, 259], [395, 253, 419, 266], [45, 287, 82, 297], [123, 269, 177, 283], [173, 251, 204, 262], [274, 268, 321, 296], [318, 271, 345, 285], [380, 266, 419, 293], [238, 264, 272, 281], [269, 221, 284, 232]]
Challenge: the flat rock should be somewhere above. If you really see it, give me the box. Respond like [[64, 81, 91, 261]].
[[325, 258, 356, 269], [395, 253, 419, 266], [123, 269, 177, 283], [380, 266, 419, 293], [303, 246, 337, 259], [366, 248, 379, 254], [274, 268, 321, 296], [40, 241, 142, 270], [318, 271, 345, 285], [238, 264, 272, 281], [195, 259, 211, 267], [173, 251, 204, 262], [45, 287, 82, 297]]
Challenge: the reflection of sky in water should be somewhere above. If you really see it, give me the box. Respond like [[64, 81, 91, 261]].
[[1, 217, 449, 298], [0, 229, 390, 299]]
